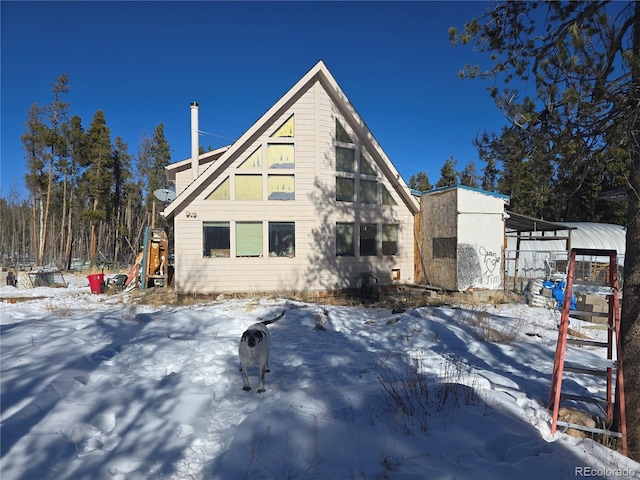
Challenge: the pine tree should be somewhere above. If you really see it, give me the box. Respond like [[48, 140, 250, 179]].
[[83, 110, 113, 265], [60, 115, 87, 269], [435, 156, 458, 188], [459, 161, 479, 188], [22, 103, 47, 264], [474, 131, 499, 191], [408, 171, 432, 192], [148, 123, 171, 228]]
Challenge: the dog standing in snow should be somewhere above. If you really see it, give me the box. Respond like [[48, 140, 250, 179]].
[[238, 322, 271, 393]]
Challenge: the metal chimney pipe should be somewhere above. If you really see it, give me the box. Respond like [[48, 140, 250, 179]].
[[190, 102, 199, 181]]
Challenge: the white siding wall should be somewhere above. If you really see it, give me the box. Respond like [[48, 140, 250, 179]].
[[456, 189, 506, 289], [173, 81, 415, 294]]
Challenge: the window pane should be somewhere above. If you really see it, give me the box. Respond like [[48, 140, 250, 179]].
[[336, 223, 354, 256], [382, 184, 397, 205], [267, 144, 295, 168], [336, 147, 355, 173], [271, 115, 295, 138], [203, 222, 230, 257], [382, 224, 399, 255], [360, 154, 376, 176], [336, 177, 354, 202], [433, 237, 457, 259], [360, 180, 377, 204], [238, 147, 262, 169], [236, 222, 263, 257], [336, 119, 352, 143], [360, 224, 377, 256], [236, 175, 262, 200], [269, 222, 295, 257], [206, 177, 230, 200], [268, 175, 295, 200]]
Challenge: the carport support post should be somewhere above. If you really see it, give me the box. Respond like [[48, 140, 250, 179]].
[[513, 235, 522, 292]]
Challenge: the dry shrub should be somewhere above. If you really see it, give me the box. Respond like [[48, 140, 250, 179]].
[[454, 306, 523, 344]]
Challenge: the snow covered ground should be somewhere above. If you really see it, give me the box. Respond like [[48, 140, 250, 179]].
[[1, 275, 639, 480]]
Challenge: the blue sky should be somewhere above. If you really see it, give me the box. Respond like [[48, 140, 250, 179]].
[[1, 1, 508, 199]]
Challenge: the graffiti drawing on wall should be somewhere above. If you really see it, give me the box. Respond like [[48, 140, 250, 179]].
[[479, 246, 501, 286], [458, 244, 502, 290]]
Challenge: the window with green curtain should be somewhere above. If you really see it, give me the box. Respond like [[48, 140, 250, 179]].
[[336, 147, 355, 173], [382, 224, 399, 255], [203, 222, 230, 257], [360, 180, 377, 204], [336, 223, 354, 256], [336, 177, 354, 202], [236, 222, 263, 257], [236, 175, 262, 200], [360, 223, 377, 256]]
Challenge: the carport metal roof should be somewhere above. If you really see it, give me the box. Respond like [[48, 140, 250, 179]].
[[505, 211, 575, 234]]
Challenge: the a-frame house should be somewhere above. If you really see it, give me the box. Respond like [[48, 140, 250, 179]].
[[162, 60, 419, 294]]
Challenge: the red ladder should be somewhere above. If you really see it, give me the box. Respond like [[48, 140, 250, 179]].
[[548, 248, 627, 455]]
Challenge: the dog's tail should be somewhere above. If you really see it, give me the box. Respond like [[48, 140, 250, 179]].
[[260, 309, 285, 325]]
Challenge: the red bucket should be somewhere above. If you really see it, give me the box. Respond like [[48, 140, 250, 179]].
[[87, 273, 105, 294]]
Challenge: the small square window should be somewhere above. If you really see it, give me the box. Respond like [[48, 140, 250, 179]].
[[360, 224, 377, 256], [268, 175, 295, 200], [269, 222, 295, 257], [336, 223, 354, 256], [268, 144, 295, 168], [236, 175, 263, 200], [203, 222, 230, 257], [433, 237, 457, 259], [336, 177, 354, 202]]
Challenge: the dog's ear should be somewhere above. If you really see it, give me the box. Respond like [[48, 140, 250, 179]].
[[241, 331, 250, 342], [254, 331, 263, 341]]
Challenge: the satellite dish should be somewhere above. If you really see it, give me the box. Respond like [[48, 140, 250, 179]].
[[154, 188, 176, 203]]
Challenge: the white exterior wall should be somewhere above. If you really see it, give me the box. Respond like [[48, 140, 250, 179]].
[[456, 189, 506, 290], [171, 81, 416, 294]]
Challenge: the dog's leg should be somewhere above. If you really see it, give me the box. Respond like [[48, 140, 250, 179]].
[[241, 364, 252, 391], [266, 354, 270, 373], [257, 364, 266, 393]]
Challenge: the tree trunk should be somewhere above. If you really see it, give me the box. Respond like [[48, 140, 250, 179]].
[[89, 198, 99, 265], [621, 0, 640, 460], [39, 157, 54, 265]]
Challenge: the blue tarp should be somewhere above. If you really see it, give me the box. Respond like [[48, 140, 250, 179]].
[[543, 280, 577, 310]]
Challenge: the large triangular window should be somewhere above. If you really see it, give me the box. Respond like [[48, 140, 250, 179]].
[[336, 119, 352, 143], [206, 177, 230, 200], [382, 185, 397, 205], [271, 115, 295, 138], [238, 147, 262, 169], [360, 153, 376, 176]]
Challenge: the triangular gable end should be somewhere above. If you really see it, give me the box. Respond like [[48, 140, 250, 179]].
[[162, 60, 418, 218]]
